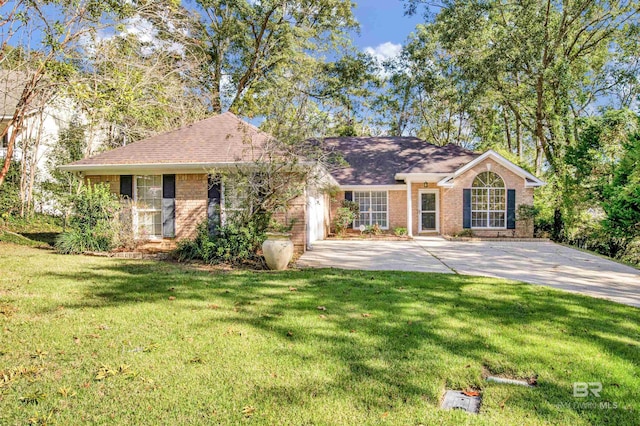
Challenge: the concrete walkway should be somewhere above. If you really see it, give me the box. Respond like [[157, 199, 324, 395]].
[[298, 237, 640, 308], [298, 239, 452, 273]]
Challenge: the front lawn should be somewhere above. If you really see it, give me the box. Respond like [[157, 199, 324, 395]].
[[0, 244, 638, 425]]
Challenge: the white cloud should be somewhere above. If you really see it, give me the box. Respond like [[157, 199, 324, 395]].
[[122, 16, 156, 44], [364, 41, 402, 64]]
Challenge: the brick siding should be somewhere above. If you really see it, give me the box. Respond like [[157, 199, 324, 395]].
[[175, 174, 208, 241], [272, 192, 307, 253], [86, 175, 120, 195], [86, 173, 307, 253], [441, 158, 534, 237], [328, 158, 535, 238]]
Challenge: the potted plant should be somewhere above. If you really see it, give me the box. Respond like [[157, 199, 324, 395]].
[[262, 218, 296, 270]]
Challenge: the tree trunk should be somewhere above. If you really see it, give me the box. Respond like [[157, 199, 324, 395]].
[[503, 108, 512, 152], [516, 118, 522, 160]]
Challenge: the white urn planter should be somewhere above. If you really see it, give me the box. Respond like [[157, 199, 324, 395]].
[[262, 232, 294, 270]]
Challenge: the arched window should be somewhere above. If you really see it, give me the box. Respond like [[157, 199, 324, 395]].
[[471, 171, 506, 228]]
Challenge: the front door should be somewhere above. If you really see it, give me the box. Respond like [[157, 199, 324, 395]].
[[420, 191, 439, 232]]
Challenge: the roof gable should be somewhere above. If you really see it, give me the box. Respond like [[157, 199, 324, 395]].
[[437, 150, 545, 187], [62, 112, 271, 171], [324, 136, 479, 186]]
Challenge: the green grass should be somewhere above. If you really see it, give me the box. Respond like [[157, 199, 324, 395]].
[[0, 214, 63, 247], [0, 244, 638, 425]]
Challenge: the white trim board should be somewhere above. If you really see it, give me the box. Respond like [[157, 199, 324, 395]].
[[418, 189, 440, 233], [437, 150, 545, 188], [341, 184, 406, 191]]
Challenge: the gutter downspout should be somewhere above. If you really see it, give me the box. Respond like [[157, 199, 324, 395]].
[[406, 178, 412, 237]]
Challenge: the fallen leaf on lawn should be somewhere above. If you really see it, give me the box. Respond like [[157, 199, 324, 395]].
[[350, 329, 355, 333], [208, 304, 219, 310], [317, 306, 326, 311], [289, 287, 297, 292], [381, 411, 389, 418], [500, 395, 510, 410], [87, 333, 100, 339], [286, 331, 294, 337], [361, 313, 371, 318], [30, 349, 48, 359], [19, 391, 46, 405], [98, 324, 109, 330], [168, 296, 176, 301], [58, 387, 76, 398], [463, 390, 480, 397], [143, 343, 158, 352], [319, 315, 327, 319], [242, 406, 256, 417]]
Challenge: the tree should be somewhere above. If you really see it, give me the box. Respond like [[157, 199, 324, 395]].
[[404, 0, 639, 171], [71, 32, 208, 149], [187, 0, 358, 115], [0, 0, 132, 187]]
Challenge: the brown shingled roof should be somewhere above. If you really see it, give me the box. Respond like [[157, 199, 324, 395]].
[[65, 112, 271, 167], [323, 136, 480, 185]]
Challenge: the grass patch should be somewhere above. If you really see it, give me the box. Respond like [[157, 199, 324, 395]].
[[0, 230, 49, 247], [0, 243, 638, 424], [0, 214, 63, 247]]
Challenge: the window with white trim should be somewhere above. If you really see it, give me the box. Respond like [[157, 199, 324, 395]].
[[353, 191, 388, 229], [471, 171, 506, 228], [222, 180, 250, 222], [135, 175, 162, 238], [1, 124, 8, 148]]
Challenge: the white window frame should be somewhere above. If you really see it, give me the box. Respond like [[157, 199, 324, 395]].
[[471, 172, 507, 229], [418, 189, 439, 233], [352, 190, 389, 230], [221, 180, 250, 225], [133, 175, 163, 240]]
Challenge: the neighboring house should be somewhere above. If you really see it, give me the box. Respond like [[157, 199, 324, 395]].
[[1, 70, 99, 212], [60, 112, 545, 253]]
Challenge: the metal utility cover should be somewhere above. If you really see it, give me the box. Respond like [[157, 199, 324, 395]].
[[441, 390, 481, 414]]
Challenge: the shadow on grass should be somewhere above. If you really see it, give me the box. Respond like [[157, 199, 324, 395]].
[[48, 261, 640, 423], [19, 232, 60, 246]]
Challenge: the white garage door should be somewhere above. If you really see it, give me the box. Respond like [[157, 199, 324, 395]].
[[307, 189, 326, 245]]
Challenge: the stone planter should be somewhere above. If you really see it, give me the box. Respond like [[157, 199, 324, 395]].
[[262, 232, 294, 270]]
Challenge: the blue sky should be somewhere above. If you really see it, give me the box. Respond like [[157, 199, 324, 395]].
[[351, 0, 423, 60]]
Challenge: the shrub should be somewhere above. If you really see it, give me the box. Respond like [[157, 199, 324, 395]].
[[393, 227, 408, 237], [175, 221, 266, 265], [454, 229, 474, 238], [565, 219, 626, 258], [56, 229, 110, 254], [0, 160, 21, 216], [333, 200, 359, 236], [55, 183, 120, 254], [362, 223, 382, 235], [334, 207, 355, 236], [620, 237, 640, 266]]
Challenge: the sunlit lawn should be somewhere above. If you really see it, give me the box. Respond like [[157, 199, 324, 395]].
[[0, 243, 638, 425]]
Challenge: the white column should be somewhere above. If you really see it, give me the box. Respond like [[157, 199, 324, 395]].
[[406, 179, 412, 236]]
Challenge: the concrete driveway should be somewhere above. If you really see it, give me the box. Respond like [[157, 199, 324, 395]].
[[297, 237, 640, 308]]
